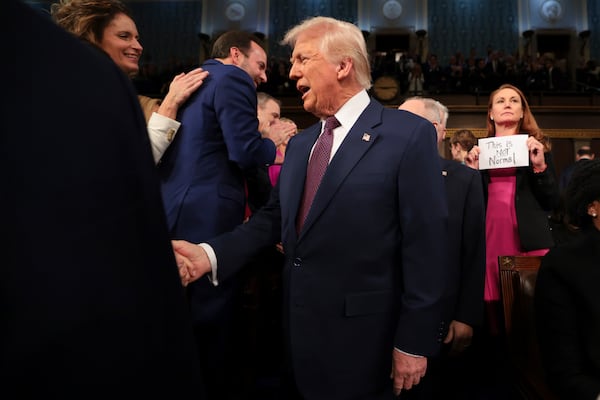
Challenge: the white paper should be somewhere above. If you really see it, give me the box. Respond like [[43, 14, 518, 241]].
[[478, 134, 529, 170]]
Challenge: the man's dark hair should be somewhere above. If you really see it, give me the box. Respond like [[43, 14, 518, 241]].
[[577, 146, 593, 157], [210, 30, 265, 58]]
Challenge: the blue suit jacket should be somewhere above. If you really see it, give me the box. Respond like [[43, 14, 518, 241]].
[[209, 98, 449, 399], [158, 59, 276, 322], [440, 158, 486, 328]]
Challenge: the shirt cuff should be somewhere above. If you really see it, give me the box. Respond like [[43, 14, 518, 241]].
[[147, 112, 181, 163], [394, 347, 424, 358], [198, 243, 218, 286]]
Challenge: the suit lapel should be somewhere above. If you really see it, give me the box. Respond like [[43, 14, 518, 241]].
[[298, 101, 383, 239]]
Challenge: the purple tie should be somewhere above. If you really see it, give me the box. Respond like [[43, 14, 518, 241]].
[[296, 116, 340, 232]]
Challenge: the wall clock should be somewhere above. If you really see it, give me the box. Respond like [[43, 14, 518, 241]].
[[540, 0, 563, 23], [372, 76, 399, 102], [225, 2, 246, 22], [382, 0, 402, 20]]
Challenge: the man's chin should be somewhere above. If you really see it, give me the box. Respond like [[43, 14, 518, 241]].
[[301, 101, 315, 115]]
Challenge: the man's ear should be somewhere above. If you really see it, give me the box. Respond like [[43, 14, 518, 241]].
[[336, 57, 352, 78], [230, 47, 242, 65]]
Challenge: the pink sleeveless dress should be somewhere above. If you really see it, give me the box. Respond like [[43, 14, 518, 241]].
[[484, 167, 549, 302]]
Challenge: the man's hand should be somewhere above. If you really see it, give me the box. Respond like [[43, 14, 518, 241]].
[[262, 119, 297, 147], [390, 349, 427, 396], [443, 320, 473, 356], [172, 240, 211, 286]]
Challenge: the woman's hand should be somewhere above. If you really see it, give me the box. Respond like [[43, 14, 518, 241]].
[[464, 145, 481, 170], [527, 136, 547, 172], [157, 67, 209, 119]]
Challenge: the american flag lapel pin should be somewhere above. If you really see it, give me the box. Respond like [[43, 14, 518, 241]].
[[362, 133, 371, 142], [442, 170, 448, 176]]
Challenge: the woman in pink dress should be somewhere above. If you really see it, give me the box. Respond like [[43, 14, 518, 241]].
[[465, 84, 560, 334]]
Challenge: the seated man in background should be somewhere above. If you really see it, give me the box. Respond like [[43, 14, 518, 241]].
[[559, 144, 595, 193]]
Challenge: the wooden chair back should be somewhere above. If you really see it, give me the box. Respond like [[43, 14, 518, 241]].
[[498, 255, 558, 400]]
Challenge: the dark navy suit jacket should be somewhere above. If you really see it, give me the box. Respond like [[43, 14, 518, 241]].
[[207, 99, 449, 399], [440, 158, 486, 328], [2, 0, 202, 396], [158, 59, 276, 322], [535, 228, 600, 400]]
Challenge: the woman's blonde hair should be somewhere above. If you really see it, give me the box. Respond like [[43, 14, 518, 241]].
[[51, 0, 132, 48]]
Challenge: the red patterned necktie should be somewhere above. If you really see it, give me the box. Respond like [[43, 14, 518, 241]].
[[296, 116, 340, 233]]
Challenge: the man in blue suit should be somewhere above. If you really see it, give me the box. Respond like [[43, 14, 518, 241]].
[[157, 31, 294, 399], [174, 17, 448, 399], [399, 97, 486, 399]]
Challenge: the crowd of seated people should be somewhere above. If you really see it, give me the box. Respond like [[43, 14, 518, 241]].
[[368, 46, 600, 98], [576, 59, 600, 91], [371, 48, 588, 96], [133, 44, 600, 102]]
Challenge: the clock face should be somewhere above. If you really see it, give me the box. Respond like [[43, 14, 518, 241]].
[[225, 2, 245, 22], [373, 76, 399, 101], [540, 0, 563, 23], [382, 0, 403, 20]]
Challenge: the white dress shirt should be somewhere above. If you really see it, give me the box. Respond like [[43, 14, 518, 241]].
[[147, 112, 181, 164]]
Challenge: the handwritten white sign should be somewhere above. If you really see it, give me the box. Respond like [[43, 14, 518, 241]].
[[478, 134, 529, 170]]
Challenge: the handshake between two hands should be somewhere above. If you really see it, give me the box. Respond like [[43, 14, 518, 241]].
[[172, 240, 211, 287]]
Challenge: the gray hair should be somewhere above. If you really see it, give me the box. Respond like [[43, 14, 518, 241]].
[[257, 91, 281, 109], [404, 96, 448, 125]]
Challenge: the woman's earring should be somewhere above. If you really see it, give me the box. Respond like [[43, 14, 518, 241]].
[[490, 116, 494, 121]]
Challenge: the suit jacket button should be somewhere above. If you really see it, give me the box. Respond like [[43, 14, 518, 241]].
[[293, 257, 302, 267]]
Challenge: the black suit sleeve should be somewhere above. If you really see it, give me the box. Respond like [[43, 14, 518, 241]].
[[455, 170, 486, 327], [535, 246, 600, 400]]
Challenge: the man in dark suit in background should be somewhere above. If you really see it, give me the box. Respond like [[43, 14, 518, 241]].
[[399, 97, 486, 399], [1, 0, 202, 397], [559, 144, 595, 193], [174, 16, 449, 399], [157, 30, 295, 399]]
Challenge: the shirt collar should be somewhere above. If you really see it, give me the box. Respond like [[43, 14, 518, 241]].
[[324, 90, 370, 131]]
